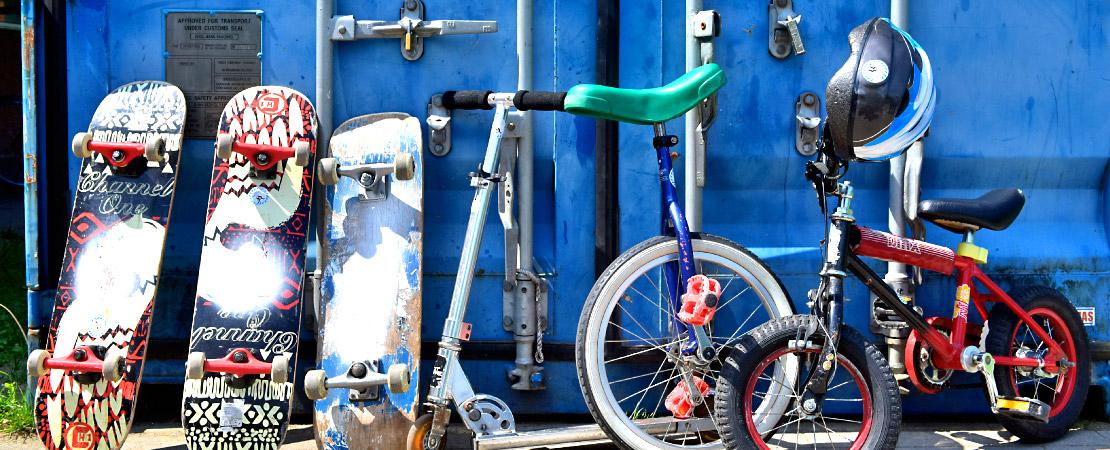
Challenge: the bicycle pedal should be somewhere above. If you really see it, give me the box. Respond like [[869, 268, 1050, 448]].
[[677, 275, 721, 326], [995, 396, 1050, 423]]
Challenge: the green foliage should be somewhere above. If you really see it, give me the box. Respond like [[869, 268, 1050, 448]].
[[0, 374, 32, 435], [0, 233, 32, 434]]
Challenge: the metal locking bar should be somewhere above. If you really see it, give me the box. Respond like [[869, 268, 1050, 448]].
[[768, 0, 805, 59], [330, 0, 498, 61]]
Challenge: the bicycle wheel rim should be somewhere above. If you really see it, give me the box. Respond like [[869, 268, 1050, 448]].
[[583, 238, 793, 449], [1007, 306, 1078, 417], [744, 347, 873, 450]]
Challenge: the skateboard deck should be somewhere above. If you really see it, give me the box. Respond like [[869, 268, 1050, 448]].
[[181, 86, 317, 450], [29, 81, 185, 450], [306, 113, 423, 449]]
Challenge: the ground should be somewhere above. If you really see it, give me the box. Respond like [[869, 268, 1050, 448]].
[[0, 420, 1108, 449]]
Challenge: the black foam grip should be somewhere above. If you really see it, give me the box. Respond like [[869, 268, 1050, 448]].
[[441, 90, 493, 110], [513, 90, 567, 111]]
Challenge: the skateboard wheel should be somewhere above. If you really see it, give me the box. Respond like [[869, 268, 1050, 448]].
[[186, 352, 206, 380], [387, 363, 411, 393], [144, 137, 164, 163], [318, 158, 340, 186], [102, 351, 126, 382], [71, 132, 93, 158], [27, 349, 49, 377], [394, 153, 415, 181], [407, 413, 444, 450], [304, 369, 329, 400], [293, 141, 311, 167], [215, 133, 235, 160], [270, 355, 289, 384]]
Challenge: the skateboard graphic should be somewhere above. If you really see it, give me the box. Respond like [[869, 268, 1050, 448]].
[[181, 86, 317, 450], [28, 81, 185, 450], [303, 113, 422, 449]]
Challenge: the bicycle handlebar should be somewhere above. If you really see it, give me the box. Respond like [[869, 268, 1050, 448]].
[[441, 90, 566, 112]]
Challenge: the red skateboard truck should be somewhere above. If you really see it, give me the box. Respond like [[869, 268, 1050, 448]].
[[71, 132, 164, 167], [215, 133, 310, 171], [185, 348, 289, 384], [27, 347, 126, 383], [303, 361, 410, 401]]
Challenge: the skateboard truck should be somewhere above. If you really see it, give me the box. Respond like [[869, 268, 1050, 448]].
[[27, 346, 126, 384], [185, 348, 289, 385], [963, 346, 1051, 423], [303, 360, 410, 401], [215, 133, 311, 174], [317, 153, 415, 201], [72, 132, 165, 171]]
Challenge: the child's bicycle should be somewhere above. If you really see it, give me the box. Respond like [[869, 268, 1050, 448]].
[[714, 18, 1089, 449], [409, 64, 796, 450]]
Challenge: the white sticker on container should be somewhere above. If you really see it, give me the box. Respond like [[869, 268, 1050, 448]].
[[1076, 307, 1095, 326]]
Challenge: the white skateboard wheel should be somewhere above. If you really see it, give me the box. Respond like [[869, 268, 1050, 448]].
[[71, 132, 92, 158], [394, 153, 415, 181], [318, 158, 340, 186], [293, 141, 311, 167], [186, 352, 206, 380], [215, 133, 235, 160], [27, 349, 49, 377], [270, 355, 289, 384], [102, 351, 126, 382], [304, 369, 329, 400], [387, 363, 410, 394], [144, 137, 164, 163]]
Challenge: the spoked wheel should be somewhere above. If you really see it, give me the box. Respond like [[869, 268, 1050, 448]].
[[715, 316, 900, 450], [577, 234, 795, 449], [985, 286, 1089, 442]]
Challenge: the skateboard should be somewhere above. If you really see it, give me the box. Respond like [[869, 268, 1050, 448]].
[[27, 81, 185, 450], [304, 113, 423, 449], [181, 86, 317, 450]]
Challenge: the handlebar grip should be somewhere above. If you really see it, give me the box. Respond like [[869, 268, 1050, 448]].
[[441, 90, 494, 110], [513, 90, 567, 111]]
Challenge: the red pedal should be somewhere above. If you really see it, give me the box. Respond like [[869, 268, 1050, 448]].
[[664, 376, 709, 419], [678, 275, 722, 326]]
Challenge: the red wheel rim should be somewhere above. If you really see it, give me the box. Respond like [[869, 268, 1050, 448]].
[[1007, 306, 1077, 417], [743, 347, 873, 450]]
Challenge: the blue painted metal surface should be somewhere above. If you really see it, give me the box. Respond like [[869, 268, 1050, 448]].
[[48, 0, 1110, 417]]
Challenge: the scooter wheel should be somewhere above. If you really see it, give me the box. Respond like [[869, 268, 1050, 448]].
[[407, 413, 445, 450]]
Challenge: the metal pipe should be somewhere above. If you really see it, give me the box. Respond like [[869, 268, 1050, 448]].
[[313, 0, 334, 327], [21, 0, 41, 347], [511, 0, 539, 389], [683, 0, 703, 232]]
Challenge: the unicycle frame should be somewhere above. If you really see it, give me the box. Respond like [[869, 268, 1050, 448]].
[[424, 94, 712, 444]]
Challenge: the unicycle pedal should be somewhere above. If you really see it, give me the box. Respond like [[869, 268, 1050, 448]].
[[995, 396, 1050, 422]]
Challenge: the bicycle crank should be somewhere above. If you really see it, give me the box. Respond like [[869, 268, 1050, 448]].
[[962, 346, 1050, 423]]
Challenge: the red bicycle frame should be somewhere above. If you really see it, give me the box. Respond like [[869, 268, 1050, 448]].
[[851, 225, 1067, 374]]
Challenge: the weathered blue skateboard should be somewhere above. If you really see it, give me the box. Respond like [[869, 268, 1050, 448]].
[[304, 113, 422, 449]]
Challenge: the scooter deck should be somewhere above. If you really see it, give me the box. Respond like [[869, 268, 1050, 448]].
[[312, 113, 423, 449], [182, 86, 317, 450], [33, 81, 185, 450]]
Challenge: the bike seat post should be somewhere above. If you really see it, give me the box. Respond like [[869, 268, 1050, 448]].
[[957, 230, 989, 264]]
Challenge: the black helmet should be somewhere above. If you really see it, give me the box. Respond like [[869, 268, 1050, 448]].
[[825, 17, 936, 162]]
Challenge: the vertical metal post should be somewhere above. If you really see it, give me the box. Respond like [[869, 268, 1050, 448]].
[[594, 0, 620, 275], [313, 0, 334, 327], [510, 0, 540, 390], [21, 0, 41, 363], [683, 0, 703, 232], [880, 0, 914, 382]]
